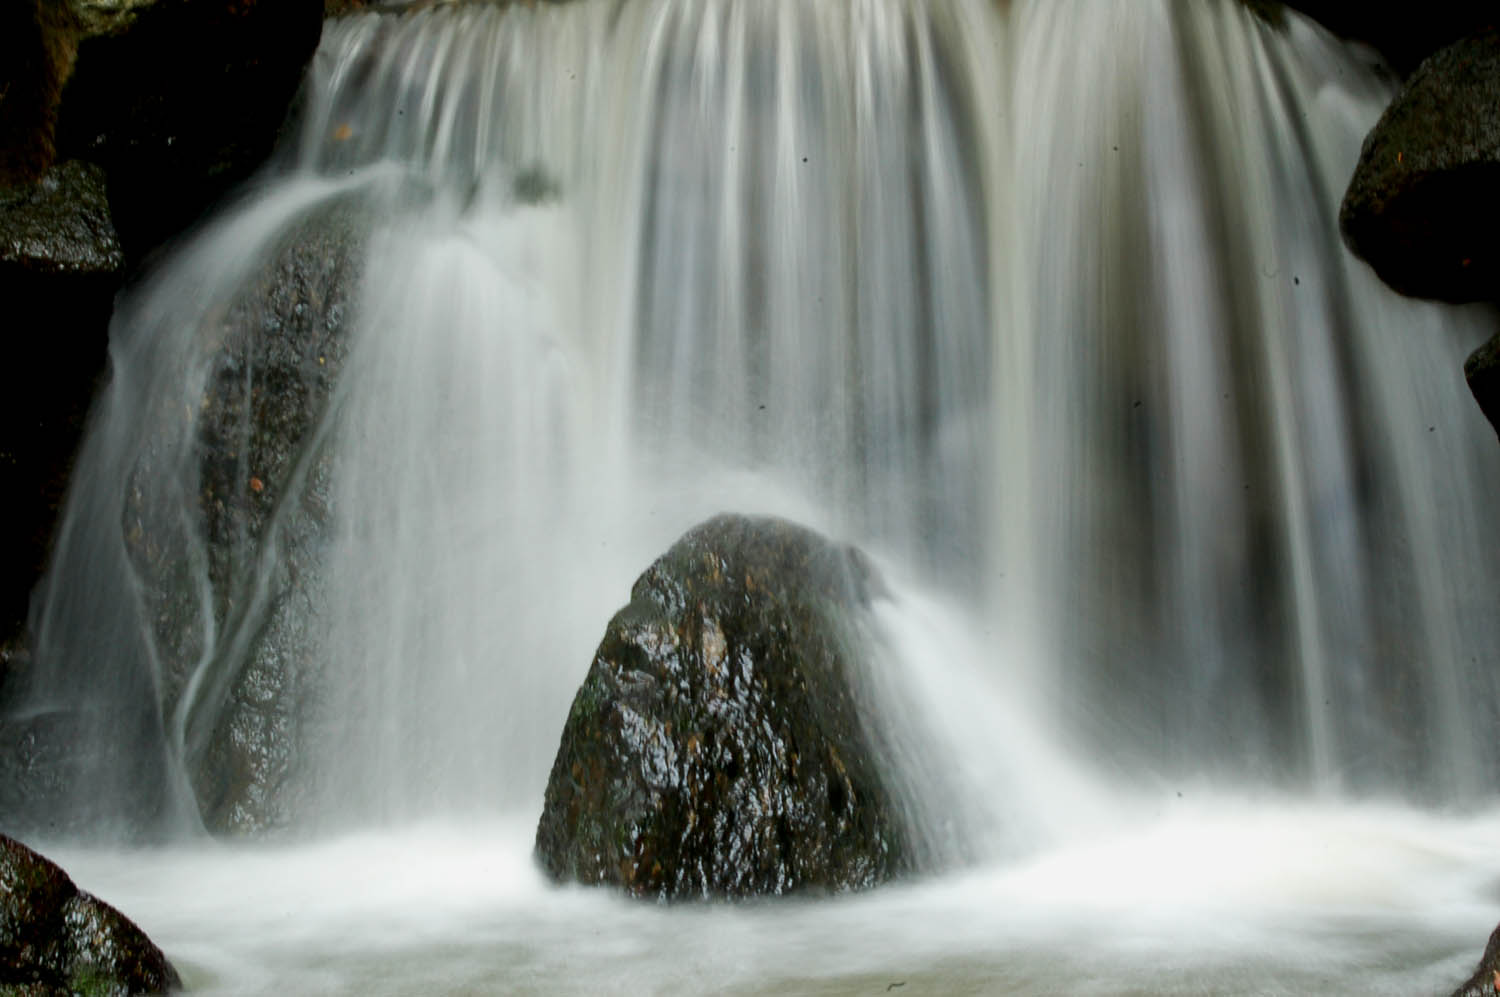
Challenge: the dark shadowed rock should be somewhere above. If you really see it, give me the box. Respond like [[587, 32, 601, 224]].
[[53, 0, 324, 260], [0, 160, 122, 277], [1466, 332, 1500, 441], [1268, 4, 1494, 77], [1339, 30, 1500, 303], [0, 0, 324, 656], [535, 514, 911, 900], [0, 160, 122, 651], [0, 833, 179, 994]]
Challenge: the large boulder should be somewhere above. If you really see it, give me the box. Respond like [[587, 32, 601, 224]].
[[0, 833, 180, 994], [1339, 30, 1500, 303], [535, 514, 912, 900]]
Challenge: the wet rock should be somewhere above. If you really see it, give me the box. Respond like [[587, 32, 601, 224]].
[[0, 160, 122, 277], [0, 833, 180, 994], [535, 514, 911, 900], [1450, 921, 1500, 997], [0, 0, 324, 651], [53, 0, 325, 259], [2, 0, 323, 256], [1466, 332, 1500, 441], [0, 160, 122, 650], [168, 203, 367, 834], [1339, 30, 1500, 303]]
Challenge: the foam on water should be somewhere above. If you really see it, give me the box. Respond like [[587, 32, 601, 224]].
[[37, 805, 1500, 995]]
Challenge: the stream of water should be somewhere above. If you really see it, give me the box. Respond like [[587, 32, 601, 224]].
[[8, 0, 1500, 992]]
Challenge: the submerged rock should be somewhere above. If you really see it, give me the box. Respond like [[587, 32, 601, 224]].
[[535, 514, 911, 900], [0, 833, 180, 994], [1339, 30, 1500, 303]]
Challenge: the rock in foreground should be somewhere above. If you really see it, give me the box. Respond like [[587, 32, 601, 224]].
[[0, 833, 180, 994], [535, 514, 910, 900]]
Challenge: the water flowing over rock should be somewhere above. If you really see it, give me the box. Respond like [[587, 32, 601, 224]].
[[0, 199, 368, 837], [1340, 30, 1500, 303], [0, 0, 325, 663], [536, 515, 911, 899], [3, 0, 1499, 860], [0, 833, 180, 995], [180, 204, 368, 834]]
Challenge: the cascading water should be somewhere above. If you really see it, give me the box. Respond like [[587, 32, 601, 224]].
[[5, 0, 1500, 992]]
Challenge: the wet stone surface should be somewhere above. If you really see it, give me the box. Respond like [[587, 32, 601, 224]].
[[535, 514, 911, 900], [1340, 29, 1500, 303], [0, 833, 180, 994]]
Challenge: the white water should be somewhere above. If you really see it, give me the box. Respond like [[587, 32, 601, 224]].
[[35, 804, 1500, 994], [8, 0, 1500, 992]]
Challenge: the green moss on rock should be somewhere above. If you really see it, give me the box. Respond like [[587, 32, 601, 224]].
[[0, 834, 179, 995]]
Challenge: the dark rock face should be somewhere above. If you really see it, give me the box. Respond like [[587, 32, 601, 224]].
[[0, 833, 180, 994], [536, 514, 911, 900], [1272, 4, 1493, 77], [1450, 922, 1500, 997], [0, 160, 122, 276], [53, 0, 325, 259], [0, 0, 77, 186], [0, 160, 122, 652], [0, 0, 325, 662], [1339, 30, 1500, 303], [0, 201, 367, 839], [1466, 332, 1500, 440]]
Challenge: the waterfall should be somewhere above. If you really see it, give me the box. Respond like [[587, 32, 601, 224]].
[[5, 0, 1498, 850]]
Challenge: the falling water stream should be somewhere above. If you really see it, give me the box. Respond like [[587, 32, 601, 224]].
[[6, 0, 1500, 992]]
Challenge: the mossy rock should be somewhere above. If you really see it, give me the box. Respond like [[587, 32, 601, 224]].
[[535, 514, 911, 900], [0, 834, 179, 995]]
